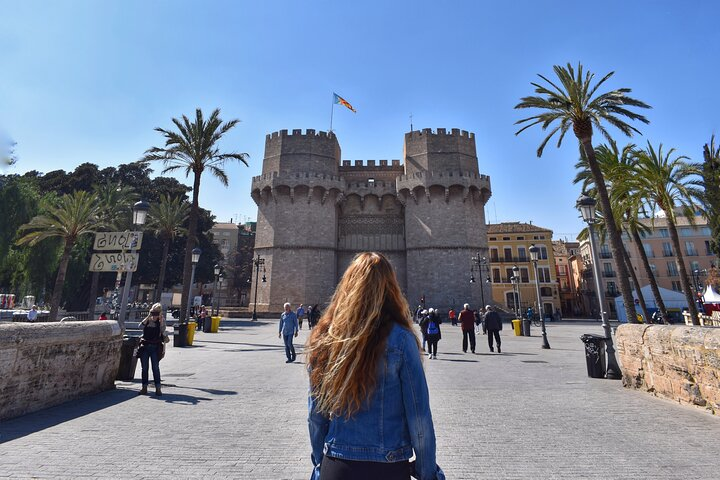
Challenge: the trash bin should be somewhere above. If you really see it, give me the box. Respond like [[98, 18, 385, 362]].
[[522, 319, 531, 337], [210, 316, 221, 333], [580, 334, 607, 378], [174, 323, 188, 347], [511, 319, 522, 336], [116, 336, 140, 381], [187, 322, 196, 345]]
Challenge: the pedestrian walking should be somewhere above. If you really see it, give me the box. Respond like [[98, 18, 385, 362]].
[[414, 304, 423, 324], [297, 304, 305, 330], [138, 303, 166, 396], [197, 305, 207, 332], [475, 307, 485, 335], [425, 308, 442, 359], [306, 252, 445, 480], [448, 307, 456, 326], [458, 303, 476, 354], [483, 305, 503, 353], [418, 309, 429, 351], [279, 303, 299, 363]]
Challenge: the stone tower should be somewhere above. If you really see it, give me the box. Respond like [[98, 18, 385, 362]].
[[398, 128, 491, 311], [250, 127, 492, 314], [250, 129, 344, 311]]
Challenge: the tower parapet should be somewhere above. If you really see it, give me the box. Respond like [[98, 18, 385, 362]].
[[263, 129, 340, 177], [404, 128, 479, 176]]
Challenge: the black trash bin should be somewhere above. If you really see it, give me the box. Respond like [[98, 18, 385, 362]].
[[174, 323, 188, 347], [116, 336, 140, 381], [522, 319, 531, 337], [580, 334, 607, 378]]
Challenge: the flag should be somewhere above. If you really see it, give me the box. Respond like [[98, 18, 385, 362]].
[[333, 93, 356, 113]]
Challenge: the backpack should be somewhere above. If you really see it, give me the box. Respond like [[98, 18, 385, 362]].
[[427, 320, 439, 335]]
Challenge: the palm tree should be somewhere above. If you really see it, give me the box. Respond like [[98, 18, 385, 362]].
[[141, 108, 248, 322], [16, 191, 105, 321], [635, 142, 704, 324], [701, 135, 720, 257], [515, 62, 651, 323], [147, 194, 190, 301], [575, 143, 670, 323]]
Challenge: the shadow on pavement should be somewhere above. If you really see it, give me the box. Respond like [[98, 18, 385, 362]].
[[150, 393, 213, 404], [165, 384, 238, 396], [0, 388, 136, 443], [437, 358, 479, 363]]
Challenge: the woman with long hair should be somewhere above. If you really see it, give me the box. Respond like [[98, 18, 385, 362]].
[[306, 252, 444, 480]]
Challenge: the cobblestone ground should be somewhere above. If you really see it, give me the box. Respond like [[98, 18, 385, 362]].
[[1, 319, 718, 479]]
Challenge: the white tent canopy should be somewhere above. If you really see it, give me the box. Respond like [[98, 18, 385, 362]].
[[614, 285, 689, 323], [702, 284, 720, 303]]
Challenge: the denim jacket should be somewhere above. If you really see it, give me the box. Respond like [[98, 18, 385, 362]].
[[308, 323, 445, 480]]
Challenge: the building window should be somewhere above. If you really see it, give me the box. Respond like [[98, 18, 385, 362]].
[[517, 236, 524, 240], [504, 247, 513, 262], [518, 246, 527, 261], [489, 237, 497, 241], [650, 264, 657, 277], [660, 228, 669, 238], [701, 227, 711, 236], [685, 241, 698, 256], [520, 268, 529, 283], [503, 237, 511, 241], [680, 227, 693, 237], [705, 241, 713, 255], [539, 246, 548, 260], [538, 267, 551, 283], [607, 281, 617, 296], [644, 244, 654, 258], [540, 286, 552, 297], [671, 281, 682, 292], [690, 261, 700, 272], [600, 244, 612, 258], [505, 268, 514, 283], [557, 265, 567, 275], [490, 248, 499, 262], [667, 261, 679, 277], [492, 268, 501, 283], [662, 242, 673, 257]]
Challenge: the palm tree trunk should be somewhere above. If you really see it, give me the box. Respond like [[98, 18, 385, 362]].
[[580, 139, 638, 323], [155, 237, 170, 302], [88, 271, 100, 319], [667, 216, 701, 325], [180, 173, 201, 323], [50, 240, 74, 321], [631, 226, 670, 323], [621, 241, 650, 323]]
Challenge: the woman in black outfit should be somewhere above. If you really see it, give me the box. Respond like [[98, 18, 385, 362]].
[[138, 302, 165, 396]]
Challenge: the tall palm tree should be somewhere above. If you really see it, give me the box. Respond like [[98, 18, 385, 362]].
[[575, 143, 670, 323], [147, 194, 190, 301], [88, 181, 138, 316], [701, 135, 720, 257], [635, 142, 704, 324], [141, 108, 248, 322], [515, 62, 651, 323], [16, 191, 105, 321]]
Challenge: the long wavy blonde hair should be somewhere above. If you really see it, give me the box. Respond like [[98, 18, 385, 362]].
[[306, 252, 417, 418]]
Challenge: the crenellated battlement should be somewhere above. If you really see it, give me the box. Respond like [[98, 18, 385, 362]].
[[407, 128, 474, 139], [339, 159, 403, 169], [265, 128, 335, 141]]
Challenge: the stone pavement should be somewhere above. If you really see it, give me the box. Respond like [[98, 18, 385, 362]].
[[1, 319, 718, 479]]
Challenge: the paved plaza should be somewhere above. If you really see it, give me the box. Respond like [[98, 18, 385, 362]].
[[1, 319, 718, 479]]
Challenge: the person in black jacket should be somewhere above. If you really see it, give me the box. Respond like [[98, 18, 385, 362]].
[[483, 305, 503, 353], [423, 308, 442, 359]]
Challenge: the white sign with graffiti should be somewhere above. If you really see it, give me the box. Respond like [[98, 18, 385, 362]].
[[93, 231, 143, 251], [89, 253, 139, 272]]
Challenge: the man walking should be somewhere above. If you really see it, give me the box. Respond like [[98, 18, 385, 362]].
[[297, 303, 305, 330], [458, 303, 476, 354], [279, 303, 299, 363], [483, 305, 503, 353]]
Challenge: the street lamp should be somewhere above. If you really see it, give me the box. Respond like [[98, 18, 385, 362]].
[[117, 200, 150, 332], [213, 264, 221, 316], [251, 254, 266, 321], [470, 253, 490, 308], [185, 247, 202, 322], [511, 265, 521, 318], [577, 194, 621, 379], [529, 244, 551, 349]]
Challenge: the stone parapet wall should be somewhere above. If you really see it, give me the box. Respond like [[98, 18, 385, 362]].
[[0, 321, 123, 420], [616, 324, 720, 413]]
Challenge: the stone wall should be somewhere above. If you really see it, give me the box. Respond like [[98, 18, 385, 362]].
[[616, 324, 720, 413], [0, 321, 123, 420]]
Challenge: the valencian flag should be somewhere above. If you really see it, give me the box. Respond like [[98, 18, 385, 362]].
[[333, 93, 356, 113]]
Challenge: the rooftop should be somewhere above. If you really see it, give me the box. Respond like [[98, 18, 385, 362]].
[[487, 222, 553, 234]]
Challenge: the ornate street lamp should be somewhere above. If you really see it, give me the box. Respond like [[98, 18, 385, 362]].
[[529, 244, 551, 349], [117, 200, 150, 332], [251, 254, 266, 321], [577, 194, 621, 379], [511, 265, 521, 318], [184, 247, 202, 321], [470, 253, 490, 308], [213, 264, 221, 316]]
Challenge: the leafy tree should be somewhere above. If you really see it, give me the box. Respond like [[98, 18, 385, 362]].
[[16, 191, 106, 321], [701, 136, 720, 258], [146, 195, 189, 300], [515, 62, 651, 323], [634, 142, 703, 324], [141, 108, 248, 322]]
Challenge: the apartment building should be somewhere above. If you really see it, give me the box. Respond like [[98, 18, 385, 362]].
[[487, 222, 560, 318], [553, 240, 581, 316]]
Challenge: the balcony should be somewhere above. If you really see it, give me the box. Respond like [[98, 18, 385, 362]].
[[492, 256, 530, 264], [599, 252, 613, 259], [667, 271, 679, 277], [663, 251, 674, 257], [606, 290, 620, 298], [602, 271, 616, 278]]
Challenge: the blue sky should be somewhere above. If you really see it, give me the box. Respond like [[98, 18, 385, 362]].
[[2, 0, 718, 239]]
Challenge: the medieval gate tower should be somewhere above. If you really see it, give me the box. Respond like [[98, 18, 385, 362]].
[[250, 128, 492, 313]]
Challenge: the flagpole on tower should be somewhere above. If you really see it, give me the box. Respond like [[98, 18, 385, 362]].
[[330, 94, 335, 133]]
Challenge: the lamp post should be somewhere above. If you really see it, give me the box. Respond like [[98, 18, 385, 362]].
[[117, 200, 149, 333], [577, 194, 621, 379], [212, 264, 221, 316], [529, 244, 551, 349], [511, 265, 521, 318], [251, 254, 266, 321], [185, 247, 202, 322], [470, 253, 490, 308]]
